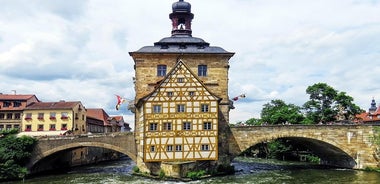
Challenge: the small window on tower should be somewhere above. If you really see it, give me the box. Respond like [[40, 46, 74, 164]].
[[178, 18, 186, 29], [198, 65, 207, 76], [157, 65, 167, 76]]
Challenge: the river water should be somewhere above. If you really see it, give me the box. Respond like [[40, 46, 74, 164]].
[[5, 157, 380, 184]]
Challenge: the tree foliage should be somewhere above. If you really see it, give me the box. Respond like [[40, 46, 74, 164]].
[[303, 83, 364, 123], [261, 99, 305, 125], [0, 129, 37, 181]]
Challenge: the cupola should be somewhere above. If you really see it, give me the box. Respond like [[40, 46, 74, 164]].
[[170, 0, 194, 36], [369, 98, 377, 114]]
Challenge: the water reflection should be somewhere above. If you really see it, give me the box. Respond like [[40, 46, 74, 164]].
[[6, 157, 380, 184]]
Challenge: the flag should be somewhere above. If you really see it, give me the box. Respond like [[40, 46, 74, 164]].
[[115, 95, 126, 110], [232, 94, 246, 101]]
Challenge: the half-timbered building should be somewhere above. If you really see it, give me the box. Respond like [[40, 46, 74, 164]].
[[129, 0, 234, 176]]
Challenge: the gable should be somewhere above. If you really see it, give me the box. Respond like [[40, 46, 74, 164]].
[[146, 60, 220, 103]]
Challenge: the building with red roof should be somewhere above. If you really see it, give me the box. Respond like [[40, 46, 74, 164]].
[[0, 93, 39, 131], [355, 98, 380, 124]]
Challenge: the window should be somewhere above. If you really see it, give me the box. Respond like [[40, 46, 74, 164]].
[[189, 91, 195, 97], [201, 104, 209, 112], [167, 92, 173, 97], [3, 101, 11, 108], [13, 101, 21, 107], [177, 104, 185, 112], [6, 125, 11, 130], [15, 113, 21, 119], [167, 145, 173, 152], [14, 125, 19, 130], [0, 113, 4, 119], [0, 125, 3, 130], [6, 113, 12, 119], [61, 124, 67, 130], [198, 65, 207, 76], [153, 105, 161, 113], [203, 122, 212, 130], [177, 78, 184, 83], [150, 145, 156, 152], [175, 145, 182, 152], [25, 113, 32, 120], [201, 144, 209, 151], [61, 112, 68, 119], [163, 122, 172, 131], [25, 125, 31, 131], [50, 112, 56, 119], [149, 123, 158, 131], [38, 124, 44, 131], [183, 122, 191, 130], [157, 65, 167, 76], [49, 124, 56, 131], [38, 113, 44, 120]]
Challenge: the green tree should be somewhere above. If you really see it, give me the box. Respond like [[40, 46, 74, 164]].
[[303, 83, 364, 124], [244, 117, 262, 126], [0, 129, 36, 181], [261, 99, 304, 125], [303, 83, 337, 123], [335, 91, 364, 120]]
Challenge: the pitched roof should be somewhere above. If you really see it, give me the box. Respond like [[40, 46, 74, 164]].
[[356, 107, 380, 122], [0, 94, 39, 101], [25, 101, 81, 110], [87, 108, 110, 126]]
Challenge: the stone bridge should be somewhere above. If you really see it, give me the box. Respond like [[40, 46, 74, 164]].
[[28, 125, 380, 171], [27, 132, 136, 170], [228, 125, 380, 169]]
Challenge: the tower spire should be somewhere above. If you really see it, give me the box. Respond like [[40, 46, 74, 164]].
[[170, 0, 194, 36], [369, 97, 377, 114]]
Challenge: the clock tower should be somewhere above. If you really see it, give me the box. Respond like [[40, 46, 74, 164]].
[[129, 0, 234, 177]]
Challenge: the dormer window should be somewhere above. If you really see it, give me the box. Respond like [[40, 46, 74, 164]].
[[13, 101, 21, 107], [3, 101, 11, 108]]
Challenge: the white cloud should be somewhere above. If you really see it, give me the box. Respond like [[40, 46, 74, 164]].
[[1, 0, 380, 130]]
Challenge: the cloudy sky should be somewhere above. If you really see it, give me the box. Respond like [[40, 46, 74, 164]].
[[1, 0, 380, 129]]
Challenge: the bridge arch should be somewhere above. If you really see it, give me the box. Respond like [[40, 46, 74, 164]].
[[30, 142, 137, 167], [241, 136, 356, 168], [28, 133, 137, 171], [229, 125, 377, 169]]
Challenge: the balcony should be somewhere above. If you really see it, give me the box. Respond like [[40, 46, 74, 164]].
[[61, 117, 68, 120], [24, 128, 31, 132], [24, 117, 32, 120], [37, 117, 44, 120], [49, 128, 56, 131], [61, 127, 67, 131]]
